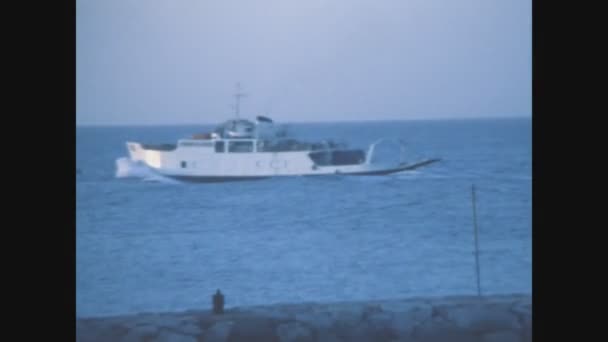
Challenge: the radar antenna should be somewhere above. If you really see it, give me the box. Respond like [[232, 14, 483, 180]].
[[232, 82, 248, 119]]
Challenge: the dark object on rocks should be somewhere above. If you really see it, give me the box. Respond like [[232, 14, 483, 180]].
[[213, 289, 224, 314]]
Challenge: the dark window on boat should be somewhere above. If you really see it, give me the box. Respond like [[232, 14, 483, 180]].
[[332, 150, 365, 165], [180, 141, 213, 147], [257, 139, 311, 152], [215, 141, 225, 153], [308, 151, 332, 166], [228, 141, 254, 153], [308, 149, 365, 166], [181, 161, 187, 168], [141, 144, 177, 151]]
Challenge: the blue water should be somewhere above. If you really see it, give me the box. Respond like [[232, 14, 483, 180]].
[[76, 118, 531, 318]]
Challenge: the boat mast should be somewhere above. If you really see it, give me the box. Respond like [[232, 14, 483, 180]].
[[233, 82, 247, 119]]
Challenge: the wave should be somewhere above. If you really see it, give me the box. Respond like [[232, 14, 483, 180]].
[[114, 157, 181, 184]]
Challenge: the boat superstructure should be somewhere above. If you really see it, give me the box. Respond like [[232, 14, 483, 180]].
[[124, 85, 440, 182]]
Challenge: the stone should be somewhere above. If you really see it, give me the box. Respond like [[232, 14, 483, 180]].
[[390, 306, 433, 337], [350, 323, 396, 342], [177, 323, 202, 337], [227, 317, 279, 341], [120, 325, 159, 342], [329, 309, 363, 329], [76, 295, 532, 342], [154, 330, 197, 342], [315, 331, 342, 342], [481, 331, 521, 342], [366, 310, 393, 330], [412, 328, 481, 342], [378, 300, 421, 312], [521, 321, 532, 342], [204, 321, 234, 342], [294, 311, 333, 330], [132, 314, 184, 330], [443, 305, 520, 333], [104, 323, 131, 341], [276, 321, 314, 342]]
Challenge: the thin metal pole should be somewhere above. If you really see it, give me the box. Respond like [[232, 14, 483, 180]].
[[472, 184, 482, 297], [233, 82, 247, 119]]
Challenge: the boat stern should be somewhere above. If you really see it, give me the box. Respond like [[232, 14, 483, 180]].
[[126, 142, 146, 162]]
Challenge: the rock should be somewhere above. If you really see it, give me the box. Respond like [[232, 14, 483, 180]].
[[154, 330, 197, 342], [177, 323, 202, 337], [390, 306, 432, 337], [249, 308, 290, 321], [360, 310, 396, 340], [481, 330, 521, 342], [349, 323, 396, 342], [132, 314, 184, 330], [294, 311, 333, 330], [442, 305, 520, 333], [325, 307, 396, 342], [204, 321, 234, 342], [100, 323, 130, 341], [119, 325, 159, 342], [76, 295, 531, 342], [510, 300, 531, 317], [228, 317, 279, 341], [276, 321, 314, 342], [315, 331, 342, 342], [521, 321, 532, 342], [366, 310, 393, 330], [378, 299, 427, 313], [329, 309, 363, 330], [412, 328, 481, 342], [410, 316, 460, 342]]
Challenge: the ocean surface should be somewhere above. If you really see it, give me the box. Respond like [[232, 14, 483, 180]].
[[76, 118, 531, 318]]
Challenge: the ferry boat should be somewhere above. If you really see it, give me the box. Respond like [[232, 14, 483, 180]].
[[124, 87, 440, 182]]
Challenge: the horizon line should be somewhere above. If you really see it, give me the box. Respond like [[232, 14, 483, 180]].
[[76, 114, 531, 127]]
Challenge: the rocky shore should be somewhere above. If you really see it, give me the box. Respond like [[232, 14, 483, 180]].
[[77, 293, 531, 342]]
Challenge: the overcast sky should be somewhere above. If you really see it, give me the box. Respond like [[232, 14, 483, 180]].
[[77, 0, 531, 125]]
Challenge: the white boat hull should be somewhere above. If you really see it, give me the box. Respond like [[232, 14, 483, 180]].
[[126, 141, 439, 182]]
